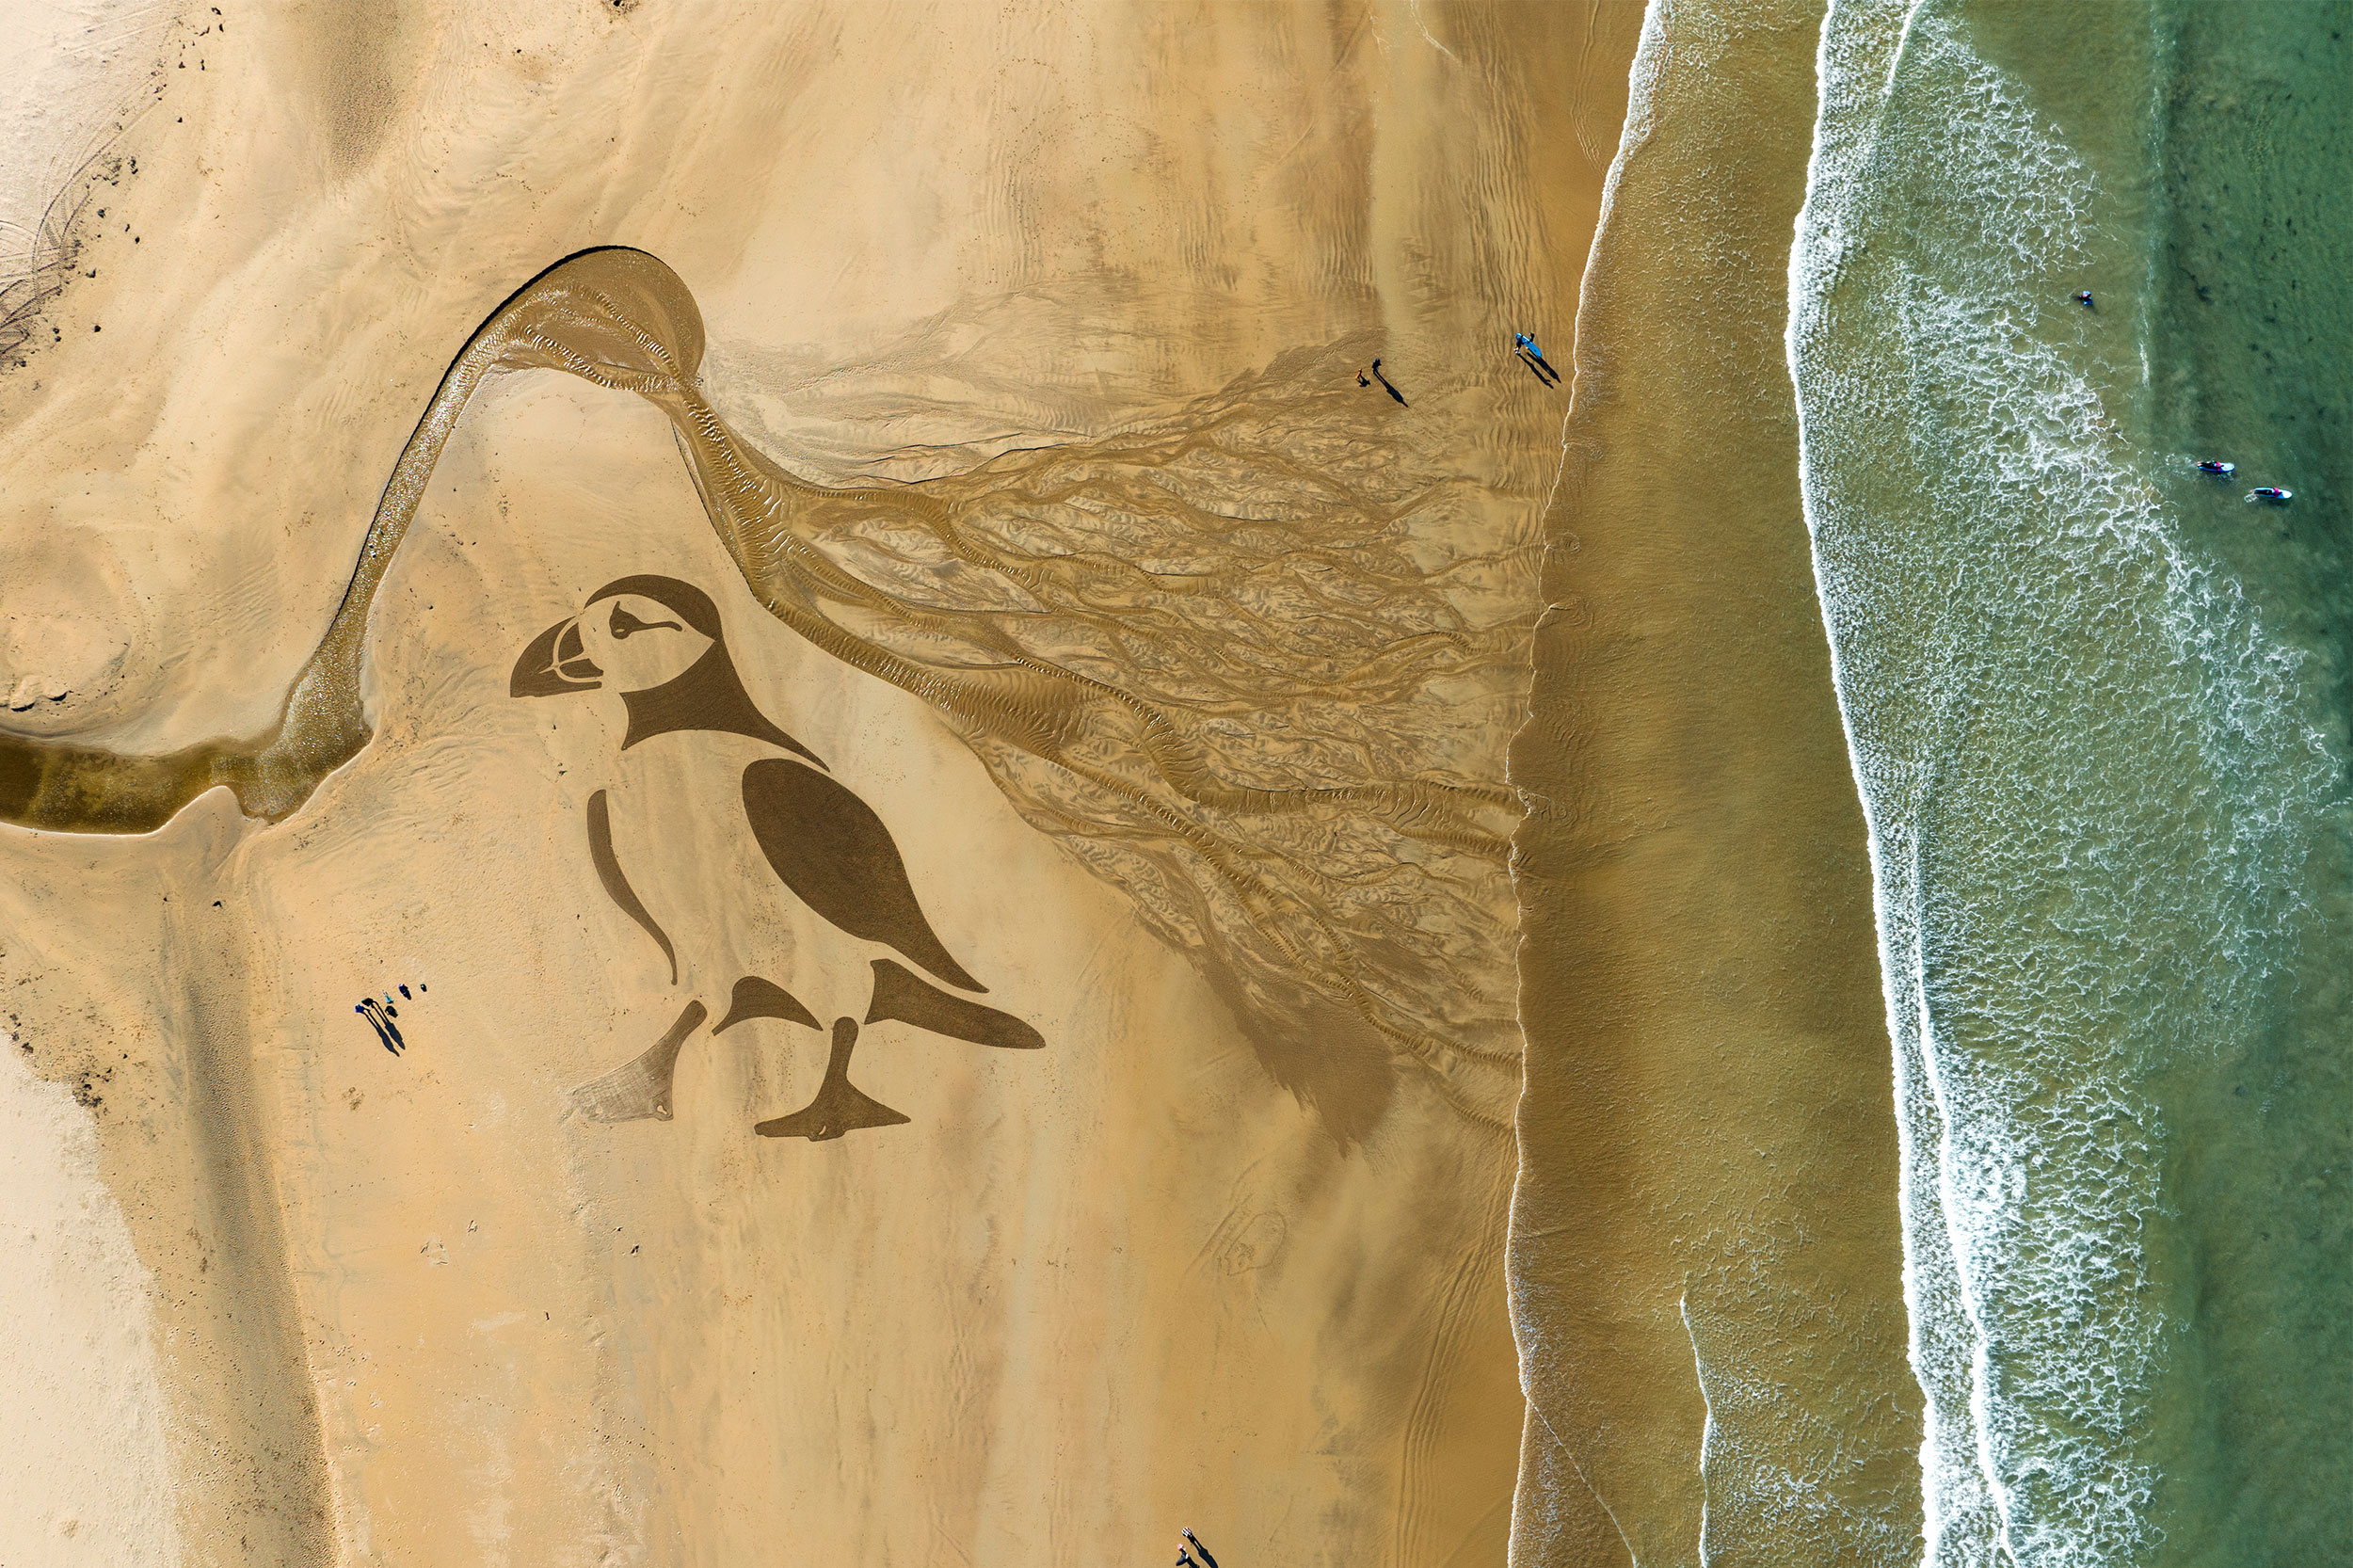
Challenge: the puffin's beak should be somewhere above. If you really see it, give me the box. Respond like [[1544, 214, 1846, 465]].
[[509, 616, 603, 697]]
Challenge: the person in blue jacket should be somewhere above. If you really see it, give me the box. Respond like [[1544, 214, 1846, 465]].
[[1515, 331, 1561, 386]]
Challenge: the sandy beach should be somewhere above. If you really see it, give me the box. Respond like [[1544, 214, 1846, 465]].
[[0, 3, 1643, 1563], [10, 3, 2318, 1561]]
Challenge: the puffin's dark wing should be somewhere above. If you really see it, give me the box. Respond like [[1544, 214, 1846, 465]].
[[741, 758, 984, 993]]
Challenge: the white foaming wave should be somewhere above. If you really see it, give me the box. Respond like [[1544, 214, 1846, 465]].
[[1789, 4, 2332, 1566], [1790, 12, 2003, 1552], [1677, 1286, 1922, 1566], [1683, 1292, 1717, 1566], [1517, 5, 1942, 1563]]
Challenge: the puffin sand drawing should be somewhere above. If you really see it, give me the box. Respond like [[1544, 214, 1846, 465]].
[[511, 573, 1045, 1141]]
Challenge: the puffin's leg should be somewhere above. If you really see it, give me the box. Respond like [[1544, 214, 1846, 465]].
[[754, 1017, 910, 1142], [568, 1000, 707, 1124]]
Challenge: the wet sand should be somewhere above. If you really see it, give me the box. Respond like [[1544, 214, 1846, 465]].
[[0, 4, 1641, 1564], [1509, 2, 1922, 1562]]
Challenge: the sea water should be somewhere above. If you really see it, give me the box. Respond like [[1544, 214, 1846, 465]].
[[1789, 2, 2352, 1563]]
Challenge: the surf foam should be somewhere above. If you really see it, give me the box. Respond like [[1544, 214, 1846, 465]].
[[1788, 5, 2333, 1562]]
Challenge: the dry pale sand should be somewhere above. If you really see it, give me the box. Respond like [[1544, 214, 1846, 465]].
[[0, 4, 1640, 1565], [1510, 3, 1921, 1564]]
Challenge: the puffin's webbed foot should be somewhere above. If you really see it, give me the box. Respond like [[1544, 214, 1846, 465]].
[[755, 1017, 910, 1141], [568, 1000, 707, 1123]]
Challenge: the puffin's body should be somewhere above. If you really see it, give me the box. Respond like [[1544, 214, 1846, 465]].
[[512, 574, 1043, 1140], [600, 732, 870, 1024]]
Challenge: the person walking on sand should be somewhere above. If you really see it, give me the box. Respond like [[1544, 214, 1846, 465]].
[[1182, 1528, 1222, 1568], [1515, 330, 1556, 368], [1515, 330, 1561, 384]]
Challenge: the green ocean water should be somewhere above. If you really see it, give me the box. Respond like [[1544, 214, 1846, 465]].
[[2137, 4, 2353, 1557], [1792, 1, 2353, 1560], [1988, 4, 2353, 1556]]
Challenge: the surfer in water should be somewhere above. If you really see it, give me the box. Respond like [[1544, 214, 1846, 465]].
[[2075, 290, 2095, 309], [2199, 460, 2235, 475]]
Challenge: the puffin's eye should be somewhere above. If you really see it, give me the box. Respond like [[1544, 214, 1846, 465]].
[[611, 604, 684, 640]]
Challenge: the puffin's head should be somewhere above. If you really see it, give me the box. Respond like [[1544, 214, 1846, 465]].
[[509, 574, 723, 698]]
